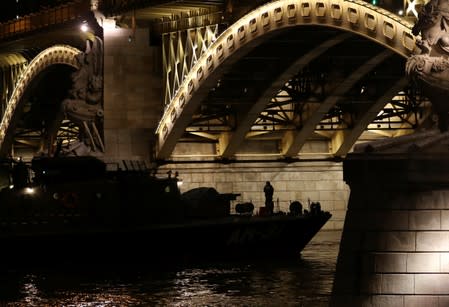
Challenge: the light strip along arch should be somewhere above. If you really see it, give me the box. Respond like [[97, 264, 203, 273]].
[[155, 0, 418, 160], [0, 53, 28, 112], [0, 45, 81, 156]]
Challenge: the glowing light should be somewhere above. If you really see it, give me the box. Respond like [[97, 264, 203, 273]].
[[102, 18, 116, 31], [177, 180, 183, 188], [406, 1, 417, 17], [398, 10, 404, 16], [24, 187, 35, 195], [404, 0, 428, 18], [81, 23, 89, 32]]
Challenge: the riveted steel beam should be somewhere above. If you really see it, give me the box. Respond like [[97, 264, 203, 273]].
[[218, 32, 352, 158], [156, 0, 417, 160], [331, 77, 410, 157], [0, 45, 81, 157], [281, 49, 394, 157], [1, 55, 27, 118], [162, 24, 220, 106]]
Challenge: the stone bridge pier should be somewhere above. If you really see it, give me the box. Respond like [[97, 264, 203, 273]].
[[331, 1, 449, 305], [331, 131, 449, 306]]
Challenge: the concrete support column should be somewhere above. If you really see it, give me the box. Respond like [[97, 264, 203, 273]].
[[331, 145, 449, 306]]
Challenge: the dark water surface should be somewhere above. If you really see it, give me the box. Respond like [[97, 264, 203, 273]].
[[0, 230, 341, 306]]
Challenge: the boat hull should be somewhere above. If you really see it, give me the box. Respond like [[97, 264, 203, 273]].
[[0, 212, 331, 268], [0, 156, 332, 269]]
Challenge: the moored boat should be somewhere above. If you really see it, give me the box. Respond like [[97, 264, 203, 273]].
[[0, 156, 331, 267]]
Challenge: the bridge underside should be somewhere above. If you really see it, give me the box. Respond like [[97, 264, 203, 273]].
[[162, 26, 431, 162], [9, 65, 76, 155], [0, 0, 433, 163], [0, 7, 100, 158]]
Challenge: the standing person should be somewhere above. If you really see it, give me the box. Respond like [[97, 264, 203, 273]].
[[264, 181, 274, 214]]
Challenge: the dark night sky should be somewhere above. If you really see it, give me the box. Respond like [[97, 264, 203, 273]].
[[0, 0, 19, 22], [0, 0, 71, 23], [0, 1, 410, 24]]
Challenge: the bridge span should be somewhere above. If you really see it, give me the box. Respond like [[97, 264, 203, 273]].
[[0, 0, 430, 162]]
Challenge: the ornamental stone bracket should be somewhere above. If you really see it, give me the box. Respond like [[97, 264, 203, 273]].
[[406, 0, 449, 131]]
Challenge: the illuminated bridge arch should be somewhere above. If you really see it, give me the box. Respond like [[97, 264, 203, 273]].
[[0, 45, 81, 156], [156, 0, 418, 160]]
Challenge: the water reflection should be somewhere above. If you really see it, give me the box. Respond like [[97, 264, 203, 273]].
[[1, 231, 341, 307]]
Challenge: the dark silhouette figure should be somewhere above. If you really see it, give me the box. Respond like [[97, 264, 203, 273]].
[[289, 201, 303, 216], [310, 202, 322, 215], [264, 181, 274, 214]]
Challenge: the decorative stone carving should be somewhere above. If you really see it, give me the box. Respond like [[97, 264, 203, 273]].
[[60, 36, 104, 156], [406, 0, 449, 130], [411, 0, 449, 54]]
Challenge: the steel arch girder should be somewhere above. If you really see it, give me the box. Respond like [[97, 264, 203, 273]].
[[281, 49, 394, 157], [331, 77, 410, 157], [0, 45, 81, 157], [218, 32, 353, 158], [156, 0, 417, 160]]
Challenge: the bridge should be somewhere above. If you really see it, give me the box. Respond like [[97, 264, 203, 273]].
[[0, 0, 428, 225], [0, 0, 426, 224], [0, 0, 430, 162], [1, 0, 448, 305]]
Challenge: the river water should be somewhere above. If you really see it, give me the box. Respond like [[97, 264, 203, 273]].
[[0, 230, 341, 307]]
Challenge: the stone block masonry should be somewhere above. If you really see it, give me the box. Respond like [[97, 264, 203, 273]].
[[103, 26, 163, 162], [331, 134, 449, 306], [158, 161, 349, 231]]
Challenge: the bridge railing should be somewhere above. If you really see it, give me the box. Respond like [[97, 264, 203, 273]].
[[0, 1, 90, 40]]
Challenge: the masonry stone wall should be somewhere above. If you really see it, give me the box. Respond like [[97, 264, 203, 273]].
[[103, 26, 162, 162], [332, 155, 449, 306], [158, 161, 349, 230]]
